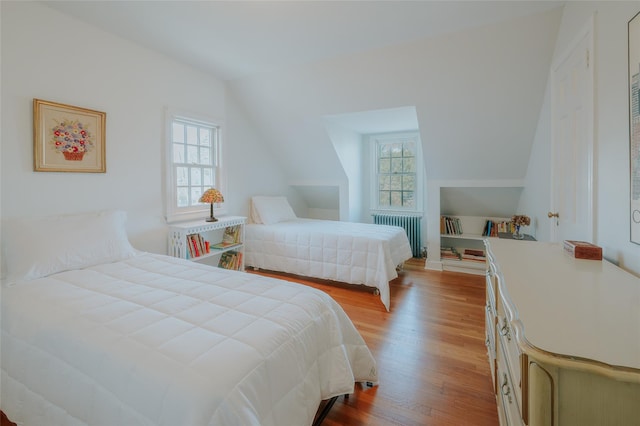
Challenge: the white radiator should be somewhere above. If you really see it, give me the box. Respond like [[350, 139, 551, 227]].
[[372, 214, 422, 258]]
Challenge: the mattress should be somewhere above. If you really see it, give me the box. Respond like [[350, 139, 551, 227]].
[[1, 253, 377, 426], [244, 219, 413, 311]]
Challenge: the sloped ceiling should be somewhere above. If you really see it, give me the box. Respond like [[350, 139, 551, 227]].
[[44, 0, 563, 188], [229, 6, 562, 184]]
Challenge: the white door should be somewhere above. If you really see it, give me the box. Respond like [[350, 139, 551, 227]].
[[550, 20, 594, 243]]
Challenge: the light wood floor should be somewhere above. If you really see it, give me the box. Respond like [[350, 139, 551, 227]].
[[249, 259, 499, 426]]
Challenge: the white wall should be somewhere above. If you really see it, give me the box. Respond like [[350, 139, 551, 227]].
[[522, 1, 640, 276], [0, 2, 292, 255], [518, 84, 553, 241], [323, 123, 362, 222]]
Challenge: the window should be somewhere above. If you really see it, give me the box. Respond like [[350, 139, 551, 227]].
[[166, 110, 223, 222], [370, 132, 421, 212]]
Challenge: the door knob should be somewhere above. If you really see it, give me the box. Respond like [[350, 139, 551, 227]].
[[548, 212, 559, 218]]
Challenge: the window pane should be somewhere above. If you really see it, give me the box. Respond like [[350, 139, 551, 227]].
[[200, 128, 211, 146], [391, 143, 403, 157], [191, 187, 203, 206], [379, 190, 390, 206], [186, 126, 198, 145], [187, 146, 198, 164], [391, 158, 403, 173], [172, 123, 184, 143], [379, 143, 391, 158], [403, 191, 415, 208], [200, 147, 210, 165], [173, 144, 184, 163], [403, 175, 415, 190], [379, 158, 390, 173], [403, 141, 416, 157], [390, 191, 402, 206], [177, 187, 189, 207], [390, 175, 402, 190], [170, 118, 219, 216], [176, 167, 188, 186], [378, 175, 390, 190], [191, 168, 202, 186], [203, 168, 213, 186], [403, 157, 416, 173]]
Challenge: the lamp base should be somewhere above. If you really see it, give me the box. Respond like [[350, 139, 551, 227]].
[[206, 217, 218, 222]]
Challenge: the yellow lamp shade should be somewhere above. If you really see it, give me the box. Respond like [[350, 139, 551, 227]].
[[199, 188, 224, 222]]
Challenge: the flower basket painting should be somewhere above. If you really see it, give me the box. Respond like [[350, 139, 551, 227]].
[[33, 99, 106, 172]]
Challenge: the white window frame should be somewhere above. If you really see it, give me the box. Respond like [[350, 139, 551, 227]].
[[165, 108, 226, 223], [369, 131, 423, 214]]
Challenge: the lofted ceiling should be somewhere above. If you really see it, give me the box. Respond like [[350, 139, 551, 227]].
[[43, 1, 565, 215], [43, 1, 564, 82]]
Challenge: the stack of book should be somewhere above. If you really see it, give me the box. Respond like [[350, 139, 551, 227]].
[[218, 250, 243, 270], [482, 220, 513, 237], [460, 248, 486, 263], [186, 233, 209, 259], [440, 246, 461, 260], [441, 216, 463, 235]]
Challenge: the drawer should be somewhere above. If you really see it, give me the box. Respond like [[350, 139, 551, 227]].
[[485, 307, 496, 358], [497, 314, 522, 410], [497, 345, 523, 426], [486, 309, 497, 392], [486, 274, 497, 315]]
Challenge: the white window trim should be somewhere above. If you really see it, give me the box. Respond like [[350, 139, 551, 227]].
[[368, 131, 423, 215], [165, 107, 227, 224]]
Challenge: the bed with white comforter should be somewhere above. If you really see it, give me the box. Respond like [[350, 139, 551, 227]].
[[244, 218, 413, 311], [1, 210, 377, 426]]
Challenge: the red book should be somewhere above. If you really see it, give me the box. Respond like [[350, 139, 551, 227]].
[[563, 240, 602, 260]]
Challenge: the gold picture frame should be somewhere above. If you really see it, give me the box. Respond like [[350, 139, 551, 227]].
[[33, 99, 106, 173], [630, 12, 640, 244]]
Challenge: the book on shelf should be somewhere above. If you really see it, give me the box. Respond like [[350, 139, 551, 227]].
[[482, 220, 513, 237], [224, 225, 241, 244], [463, 248, 485, 257], [209, 225, 241, 250], [441, 216, 463, 235], [218, 250, 243, 270], [440, 246, 461, 260], [186, 233, 209, 259]]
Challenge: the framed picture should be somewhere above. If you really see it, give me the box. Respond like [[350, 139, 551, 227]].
[[33, 99, 106, 173], [629, 12, 640, 244]]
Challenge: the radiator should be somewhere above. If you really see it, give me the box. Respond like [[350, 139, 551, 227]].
[[372, 214, 422, 257]]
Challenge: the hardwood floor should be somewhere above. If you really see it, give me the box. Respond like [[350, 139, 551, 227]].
[[249, 259, 499, 426]]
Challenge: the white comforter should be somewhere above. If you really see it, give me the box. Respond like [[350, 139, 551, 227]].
[[244, 219, 413, 311], [1, 253, 377, 426]]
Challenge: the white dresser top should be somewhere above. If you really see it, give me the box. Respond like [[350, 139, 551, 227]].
[[486, 239, 640, 370]]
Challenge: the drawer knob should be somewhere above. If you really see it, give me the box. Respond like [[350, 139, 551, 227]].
[[499, 318, 512, 341], [501, 373, 513, 404]]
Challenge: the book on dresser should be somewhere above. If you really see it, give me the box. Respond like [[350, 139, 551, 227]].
[[563, 240, 602, 260]]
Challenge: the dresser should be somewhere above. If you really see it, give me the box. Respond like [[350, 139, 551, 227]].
[[484, 239, 640, 426]]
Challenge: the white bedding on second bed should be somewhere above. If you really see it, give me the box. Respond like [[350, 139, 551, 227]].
[[1, 253, 377, 426], [244, 218, 413, 311]]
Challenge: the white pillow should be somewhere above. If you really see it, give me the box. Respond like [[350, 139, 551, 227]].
[[251, 196, 297, 225], [2, 210, 138, 283]]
